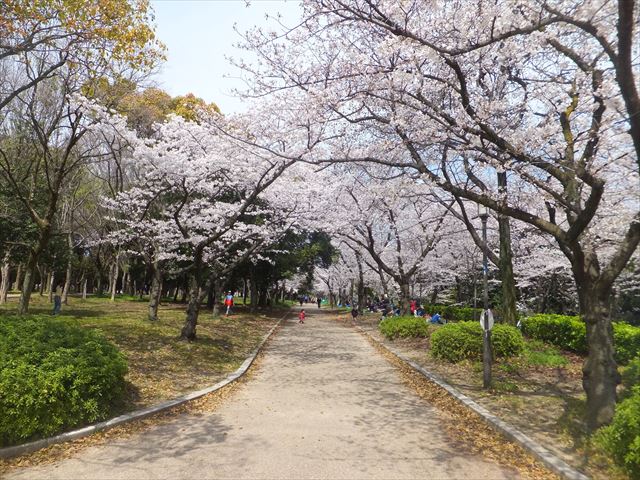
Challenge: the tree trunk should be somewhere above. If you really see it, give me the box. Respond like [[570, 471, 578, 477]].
[[212, 278, 222, 317], [181, 273, 201, 341], [13, 263, 23, 291], [181, 251, 205, 341], [497, 171, 518, 325], [110, 258, 119, 301], [249, 273, 258, 313], [148, 261, 162, 321], [578, 276, 620, 432], [399, 281, 411, 314], [429, 286, 439, 305], [62, 233, 73, 305], [48, 271, 55, 303], [38, 265, 45, 295], [82, 275, 87, 300], [0, 252, 10, 304], [243, 277, 248, 305], [18, 226, 53, 314]]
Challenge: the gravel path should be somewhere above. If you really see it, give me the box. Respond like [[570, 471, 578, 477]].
[[8, 308, 518, 480]]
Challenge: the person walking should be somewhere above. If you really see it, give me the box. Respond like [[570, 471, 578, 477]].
[[351, 307, 359, 321], [52, 284, 63, 315], [224, 291, 234, 316], [298, 309, 306, 324], [317, 296, 322, 309]]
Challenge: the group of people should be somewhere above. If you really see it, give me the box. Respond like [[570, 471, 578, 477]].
[[410, 300, 445, 324]]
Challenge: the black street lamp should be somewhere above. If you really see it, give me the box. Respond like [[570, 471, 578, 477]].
[[478, 204, 492, 388]]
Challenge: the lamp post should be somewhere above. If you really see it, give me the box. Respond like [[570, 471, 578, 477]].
[[478, 203, 492, 388]]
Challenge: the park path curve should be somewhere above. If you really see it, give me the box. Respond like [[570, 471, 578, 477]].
[[8, 308, 518, 480]]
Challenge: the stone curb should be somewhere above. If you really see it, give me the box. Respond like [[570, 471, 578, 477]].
[[356, 326, 590, 480], [0, 312, 289, 460]]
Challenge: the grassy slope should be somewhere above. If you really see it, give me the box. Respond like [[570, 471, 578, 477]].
[[0, 295, 283, 410]]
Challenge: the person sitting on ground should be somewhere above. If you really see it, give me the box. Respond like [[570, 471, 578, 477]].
[[424, 313, 432, 323], [416, 305, 425, 317], [394, 306, 401, 316], [431, 312, 445, 324], [410, 299, 417, 316]]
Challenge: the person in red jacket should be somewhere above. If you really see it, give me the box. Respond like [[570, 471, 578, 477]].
[[224, 291, 234, 316], [298, 309, 306, 324]]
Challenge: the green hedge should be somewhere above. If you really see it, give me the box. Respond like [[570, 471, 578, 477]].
[[521, 314, 640, 364], [379, 316, 433, 340], [422, 304, 481, 321], [0, 316, 128, 447], [430, 321, 525, 362], [595, 385, 640, 479]]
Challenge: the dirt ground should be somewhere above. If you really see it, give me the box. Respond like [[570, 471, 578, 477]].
[[347, 312, 626, 480]]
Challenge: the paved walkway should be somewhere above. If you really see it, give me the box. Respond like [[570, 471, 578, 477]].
[[8, 308, 517, 479]]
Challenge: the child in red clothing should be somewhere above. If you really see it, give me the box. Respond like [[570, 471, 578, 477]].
[[298, 310, 305, 324]]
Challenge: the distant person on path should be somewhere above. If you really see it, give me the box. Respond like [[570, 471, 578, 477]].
[[351, 307, 359, 321], [224, 291, 234, 316], [299, 296, 304, 306], [298, 309, 306, 324], [52, 284, 63, 315], [317, 296, 322, 309]]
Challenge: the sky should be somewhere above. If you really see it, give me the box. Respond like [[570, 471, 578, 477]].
[[150, 0, 302, 114]]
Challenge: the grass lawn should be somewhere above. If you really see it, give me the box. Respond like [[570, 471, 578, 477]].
[[0, 294, 285, 412]]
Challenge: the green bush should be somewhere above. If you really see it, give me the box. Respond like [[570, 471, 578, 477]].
[[614, 323, 640, 365], [595, 386, 640, 479], [379, 316, 433, 340], [422, 304, 481, 321], [521, 314, 640, 364], [0, 316, 128, 447], [622, 357, 640, 399], [430, 321, 524, 362], [521, 314, 587, 353]]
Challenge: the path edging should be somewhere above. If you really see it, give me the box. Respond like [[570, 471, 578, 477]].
[[357, 327, 589, 480], [0, 312, 288, 460]]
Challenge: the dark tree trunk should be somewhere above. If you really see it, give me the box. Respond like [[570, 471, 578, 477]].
[[13, 263, 23, 291], [249, 272, 258, 313], [181, 273, 202, 341], [18, 226, 52, 314], [212, 278, 222, 317], [181, 250, 205, 341], [497, 171, 518, 325], [243, 277, 248, 305], [0, 252, 10, 304], [148, 261, 162, 321], [399, 281, 411, 314], [429, 286, 439, 305], [62, 233, 73, 305], [576, 268, 620, 432]]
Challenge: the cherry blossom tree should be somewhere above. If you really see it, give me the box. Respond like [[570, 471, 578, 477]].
[[237, 0, 640, 429]]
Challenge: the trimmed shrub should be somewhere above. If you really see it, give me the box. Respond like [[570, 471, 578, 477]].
[[430, 321, 524, 362], [521, 314, 640, 364], [379, 316, 433, 340], [623, 357, 640, 398], [521, 314, 587, 353], [422, 304, 481, 322], [614, 323, 640, 365], [0, 316, 128, 447], [595, 386, 640, 479]]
